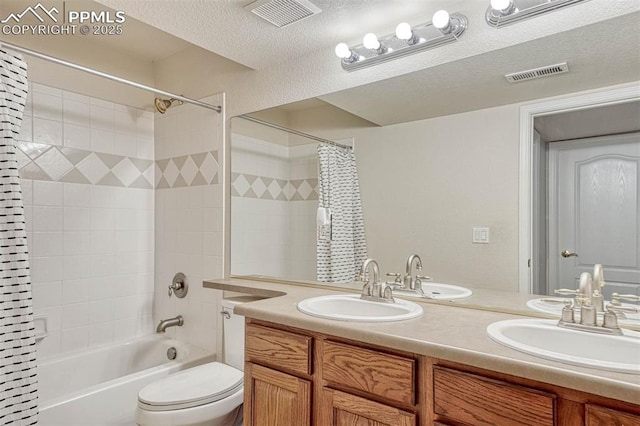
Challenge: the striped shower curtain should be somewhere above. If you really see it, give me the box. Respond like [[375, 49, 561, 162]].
[[317, 143, 367, 283], [0, 50, 38, 424]]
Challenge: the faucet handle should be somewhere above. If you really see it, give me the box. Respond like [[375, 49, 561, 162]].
[[168, 281, 182, 297], [168, 273, 188, 298], [386, 272, 402, 284], [606, 303, 639, 315], [540, 297, 573, 307], [611, 293, 640, 305], [416, 275, 432, 282], [604, 303, 639, 330], [541, 298, 574, 323], [554, 288, 579, 296]]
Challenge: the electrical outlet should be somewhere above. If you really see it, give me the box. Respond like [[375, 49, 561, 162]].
[[472, 227, 489, 244]]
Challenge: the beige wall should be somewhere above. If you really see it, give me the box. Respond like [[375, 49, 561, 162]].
[[230, 99, 521, 290], [290, 103, 521, 291]]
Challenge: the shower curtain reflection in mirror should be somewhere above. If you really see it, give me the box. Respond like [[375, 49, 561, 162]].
[[230, 120, 367, 284], [317, 142, 367, 283]]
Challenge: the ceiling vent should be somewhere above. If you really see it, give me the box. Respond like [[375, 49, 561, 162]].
[[505, 62, 569, 83], [245, 0, 321, 28]]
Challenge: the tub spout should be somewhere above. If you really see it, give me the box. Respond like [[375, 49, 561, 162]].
[[156, 315, 183, 333]]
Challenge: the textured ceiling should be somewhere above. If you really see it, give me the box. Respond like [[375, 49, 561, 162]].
[[90, 0, 639, 124], [5, 0, 636, 121], [94, 0, 477, 70], [317, 13, 640, 125]]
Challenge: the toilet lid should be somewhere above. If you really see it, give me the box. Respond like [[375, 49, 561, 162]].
[[138, 362, 244, 411]]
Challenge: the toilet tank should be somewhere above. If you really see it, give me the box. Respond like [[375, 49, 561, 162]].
[[221, 297, 262, 371]]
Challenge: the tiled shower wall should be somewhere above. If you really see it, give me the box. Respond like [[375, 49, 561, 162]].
[[231, 133, 318, 281], [287, 144, 319, 280], [20, 83, 155, 360], [154, 95, 224, 353]]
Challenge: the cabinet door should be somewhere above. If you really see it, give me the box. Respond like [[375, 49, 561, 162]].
[[321, 388, 416, 426], [586, 404, 640, 426], [244, 363, 311, 426]]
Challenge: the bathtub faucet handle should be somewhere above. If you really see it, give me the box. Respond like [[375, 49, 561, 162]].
[[168, 272, 188, 298]]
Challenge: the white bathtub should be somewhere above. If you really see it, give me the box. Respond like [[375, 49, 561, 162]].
[[38, 335, 215, 425]]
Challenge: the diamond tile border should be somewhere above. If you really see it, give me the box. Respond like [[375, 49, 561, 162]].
[[16, 142, 221, 190], [155, 151, 219, 189], [232, 173, 318, 201], [17, 142, 154, 189]]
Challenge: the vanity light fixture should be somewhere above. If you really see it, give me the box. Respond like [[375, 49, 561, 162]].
[[335, 9, 468, 72], [486, 0, 590, 28]]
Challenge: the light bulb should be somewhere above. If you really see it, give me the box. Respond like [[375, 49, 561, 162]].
[[490, 0, 512, 11], [432, 10, 450, 30], [362, 33, 380, 50], [395, 22, 413, 41], [334, 43, 351, 59]]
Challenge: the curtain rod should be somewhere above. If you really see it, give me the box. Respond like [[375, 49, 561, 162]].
[[0, 41, 222, 113], [237, 114, 352, 150]]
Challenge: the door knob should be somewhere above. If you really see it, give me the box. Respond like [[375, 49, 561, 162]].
[[561, 250, 578, 258]]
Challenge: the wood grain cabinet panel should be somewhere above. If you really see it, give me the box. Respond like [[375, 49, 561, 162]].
[[243, 320, 640, 426], [245, 323, 312, 376], [322, 340, 415, 405], [586, 404, 640, 426], [433, 366, 555, 426], [321, 388, 416, 426], [244, 363, 311, 426]]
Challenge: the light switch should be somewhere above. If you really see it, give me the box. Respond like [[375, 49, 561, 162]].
[[472, 227, 489, 244]]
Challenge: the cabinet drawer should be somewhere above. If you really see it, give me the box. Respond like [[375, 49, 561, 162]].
[[245, 324, 312, 376], [322, 340, 415, 405], [586, 404, 640, 425], [433, 366, 555, 426]]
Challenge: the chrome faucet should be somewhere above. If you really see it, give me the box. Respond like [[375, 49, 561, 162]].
[[554, 265, 606, 313], [400, 254, 431, 296], [359, 259, 397, 303], [543, 265, 638, 335], [156, 315, 183, 333]]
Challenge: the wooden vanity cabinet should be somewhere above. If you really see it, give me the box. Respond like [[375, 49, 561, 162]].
[[244, 319, 420, 426], [244, 319, 640, 426]]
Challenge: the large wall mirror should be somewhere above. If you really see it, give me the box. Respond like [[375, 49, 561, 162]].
[[229, 12, 640, 320]]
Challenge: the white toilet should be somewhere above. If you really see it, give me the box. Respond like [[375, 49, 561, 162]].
[[136, 299, 247, 426]]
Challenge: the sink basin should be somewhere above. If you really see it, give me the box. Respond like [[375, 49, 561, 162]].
[[297, 294, 423, 322], [487, 319, 640, 374], [395, 282, 472, 300], [526, 298, 640, 325]]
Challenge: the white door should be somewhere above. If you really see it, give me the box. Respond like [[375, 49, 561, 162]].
[[548, 133, 640, 298]]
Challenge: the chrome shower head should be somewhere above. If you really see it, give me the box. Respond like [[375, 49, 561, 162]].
[[154, 97, 182, 114]]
